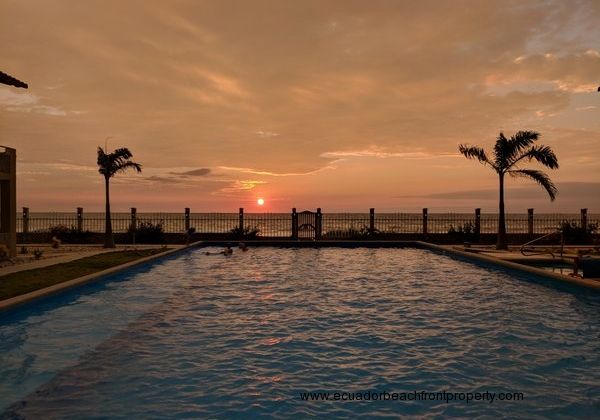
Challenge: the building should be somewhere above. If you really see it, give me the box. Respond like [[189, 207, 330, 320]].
[[0, 71, 26, 257], [0, 147, 16, 257]]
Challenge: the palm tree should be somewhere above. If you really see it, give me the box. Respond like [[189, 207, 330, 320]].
[[97, 147, 142, 248], [458, 131, 558, 250]]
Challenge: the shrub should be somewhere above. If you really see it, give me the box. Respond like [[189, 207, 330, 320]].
[[128, 221, 165, 244], [447, 221, 477, 242], [321, 225, 380, 239], [360, 225, 381, 238], [33, 249, 43, 260], [559, 221, 598, 245], [228, 226, 260, 239], [49, 225, 94, 244], [322, 228, 361, 239]]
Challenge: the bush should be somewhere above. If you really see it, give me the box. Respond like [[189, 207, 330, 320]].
[[559, 221, 598, 245], [128, 221, 165, 244], [321, 225, 380, 239], [49, 225, 94, 244], [228, 226, 260, 239], [33, 249, 43, 260], [322, 228, 361, 239], [447, 221, 477, 242]]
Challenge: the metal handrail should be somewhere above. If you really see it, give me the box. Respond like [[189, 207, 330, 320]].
[[520, 229, 564, 258]]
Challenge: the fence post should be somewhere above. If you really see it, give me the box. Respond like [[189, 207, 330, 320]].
[[22, 207, 29, 234], [291, 208, 298, 239], [76, 207, 83, 232], [527, 208, 534, 235], [474, 208, 481, 237], [581, 208, 587, 231], [239, 208, 244, 232], [130, 207, 137, 231], [315, 208, 322, 240], [185, 207, 190, 231], [422, 208, 428, 235], [369, 208, 375, 232]]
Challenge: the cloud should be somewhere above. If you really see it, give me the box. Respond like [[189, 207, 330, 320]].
[[409, 182, 600, 201], [215, 180, 266, 195], [320, 149, 460, 159], [0, 88, 70, 116], [169, 168, 211, 176], [146, 175, 181, 184], [218, 164, 337, 177], [489, 50, 600, 93], [17, 161, 97, 172], [255, 130, 280, 138]]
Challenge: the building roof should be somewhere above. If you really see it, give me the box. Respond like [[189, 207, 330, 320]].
[[0, 71, 28, 89]]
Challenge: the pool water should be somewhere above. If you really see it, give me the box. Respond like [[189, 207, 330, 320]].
[[1, 247, 599, 418]]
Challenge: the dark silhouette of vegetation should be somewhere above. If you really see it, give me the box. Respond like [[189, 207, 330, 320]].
[[322, 225, 381, 239], [49, 225, 94, 244], [128, 221, 165, 244], [97, 147, 142, 248], [459, 131, 559, 250], [228, 226, 260, 239], [559, 221, 598, 245], [447, 221, 477, 242]]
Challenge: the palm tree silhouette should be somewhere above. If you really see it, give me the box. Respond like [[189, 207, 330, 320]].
[[97, 147, 142, 248], [459, 131, 558, 250]]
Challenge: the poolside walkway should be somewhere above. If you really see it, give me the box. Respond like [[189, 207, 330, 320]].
[[445, 244, 597, 261], [0, 245, 172, 277]]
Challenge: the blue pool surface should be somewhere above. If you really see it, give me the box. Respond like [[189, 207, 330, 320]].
[[1, 247, 599, 418]]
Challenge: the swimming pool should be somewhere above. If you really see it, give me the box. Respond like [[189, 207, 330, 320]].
[[1, 247, 599, 418]]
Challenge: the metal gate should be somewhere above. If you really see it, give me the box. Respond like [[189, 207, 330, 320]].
[[292, 208, 322, 240]]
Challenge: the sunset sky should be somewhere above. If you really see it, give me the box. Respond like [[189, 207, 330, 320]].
[[1, 0, 599, 213]]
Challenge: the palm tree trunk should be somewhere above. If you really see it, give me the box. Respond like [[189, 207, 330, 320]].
[[104, 176, 115, 248], [496, 172, 507, 250]]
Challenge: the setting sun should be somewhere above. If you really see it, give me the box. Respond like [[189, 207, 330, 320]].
[[257, 198, 265, 206]]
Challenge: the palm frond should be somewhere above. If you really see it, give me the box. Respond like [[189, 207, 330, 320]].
[[508, 169, 558, 201], [97, 146, 142, 177], [458, 144, 494, 168], [115, 161, 142, 174], [511, 144, 559, 170], [505, 130, 539, 165], [111, 147, 134, 160]]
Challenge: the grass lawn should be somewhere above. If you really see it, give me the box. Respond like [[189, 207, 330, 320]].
[[0, 249, 168, 301]]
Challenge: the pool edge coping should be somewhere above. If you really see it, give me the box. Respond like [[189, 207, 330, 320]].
[[416, 241, 600, 291], [0, 243, 201, 312]]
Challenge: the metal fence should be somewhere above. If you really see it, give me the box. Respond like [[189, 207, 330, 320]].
[[17, 208, 598, 238]]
